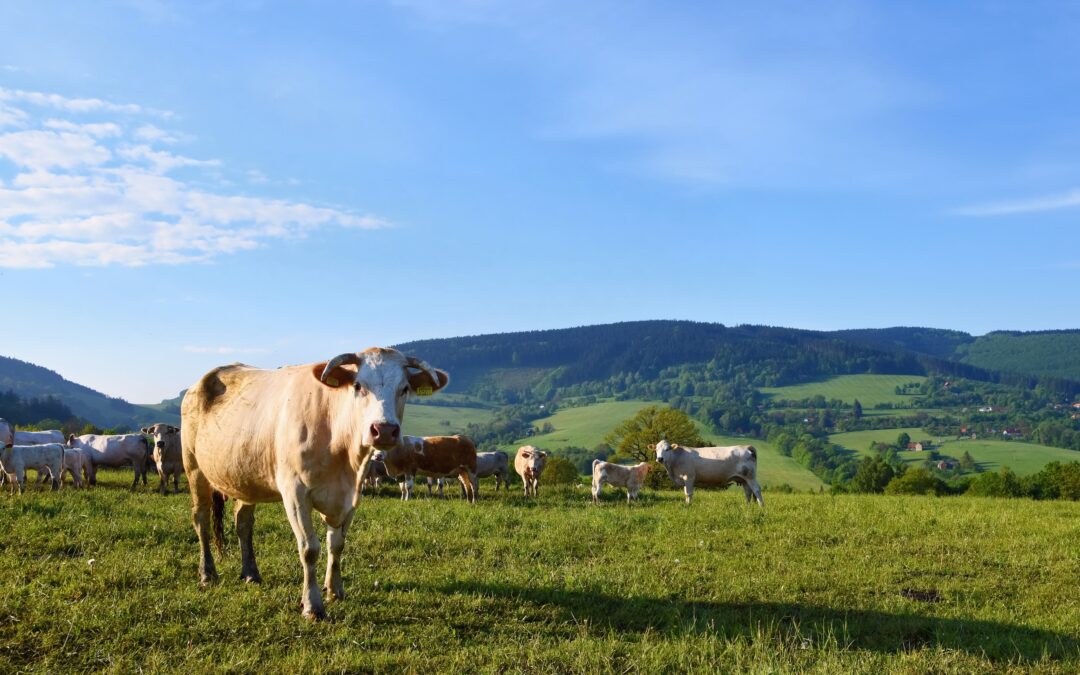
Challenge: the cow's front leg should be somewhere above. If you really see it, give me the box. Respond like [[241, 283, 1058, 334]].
[[279, 478, 324, 620], [683, 480, 694, 505], [323, 509, 354, 602]]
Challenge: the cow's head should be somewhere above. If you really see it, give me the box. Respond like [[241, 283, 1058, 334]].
[[633, 462, 653, 479], [517, 446, 548, 472], [142, 423, 180, 451], [314, 348, 449, 450], [650, 439, 677, 463]]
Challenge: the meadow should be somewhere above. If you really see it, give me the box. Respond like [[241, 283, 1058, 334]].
[[2, 470, 1078, 673], [401, 403, 495, 437], [761, 374, 927, 407]]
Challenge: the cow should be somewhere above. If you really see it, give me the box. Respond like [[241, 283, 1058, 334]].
[[180, 348, 449, 620], [514, 446, 547, 497], [1, 442, 63, 493], [476, 450, 510, 494], [372, 434, 478, 503], [0, 418, 12, 446], [13, 429, 65, 445], [360, 458, 390, 494], [142, 424, 183, 494], [591, 460, 652, 504], [67, 433, 152, 489], [652, 439, 763, 506], [34, 447, 91, 489]]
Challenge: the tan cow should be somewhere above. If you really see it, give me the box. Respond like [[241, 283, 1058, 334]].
[[372, 434, 478, 503], [181, 348, 449, 620], [652, 439, 763, 506], [142, 424, 183, 494], [591, 460, 652, 504], [514, 445, 548, 497]]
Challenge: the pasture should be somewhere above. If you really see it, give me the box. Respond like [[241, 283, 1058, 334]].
[[761, 374, 927, 407], [2, 470, 1078, 672], [709, 434, 825, 492], [401, 403, 494, 438]]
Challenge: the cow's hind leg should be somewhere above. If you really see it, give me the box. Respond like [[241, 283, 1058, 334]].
[[187, 468, 219, 585], [235, 500, 262, 583], [279, 479, 325, 620], [748, 478, 764, 507], [323, 509, 354, 602]]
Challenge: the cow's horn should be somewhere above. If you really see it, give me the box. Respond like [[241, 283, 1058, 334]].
[[321, 353, 363, 382], [405, 356, 440, 385]]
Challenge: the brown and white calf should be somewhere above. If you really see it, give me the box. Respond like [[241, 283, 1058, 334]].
[[652, 439, 763, 506], [514, 446, 547, 497], [142, 424, 183, 494], [591, 460, 652, 504], [372, 434, 478, 503], [1, 442, 64, 493]]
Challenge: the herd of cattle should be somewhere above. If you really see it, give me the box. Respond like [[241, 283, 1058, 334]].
[[1, 347, 762, 620]]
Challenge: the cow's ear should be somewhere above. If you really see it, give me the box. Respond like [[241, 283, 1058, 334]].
[[408, 368, 450, 395], [539, 451, 548, 458], [647, 443, 656, 451], [312, 362, 357, 388], [140, 427, 149, 434], [671, 443, 680, 450]]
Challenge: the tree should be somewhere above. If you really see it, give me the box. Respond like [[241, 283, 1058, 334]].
[[884, 468, 944, 496], [544, 456, 580, 485], [604, 405, 705, 463], [897, 432, 911, 450], [850, 455, 896, 493], [853, 399, 863, 420], [959, 450, 978, 472], [966, 467, 1024, 498]]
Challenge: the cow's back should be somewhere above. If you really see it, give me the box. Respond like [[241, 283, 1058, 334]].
[[683, 445, 756, 485], [421, 435, 477, 473]]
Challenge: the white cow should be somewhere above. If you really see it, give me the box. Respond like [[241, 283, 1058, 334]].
[[142, 424, 184, 494], [34, 447, 91, 489], [0, 418, 12, 446], [1, 442, 63, 493], [67, 433, 151, 489], [514, 446, 547, 497], [14, 429, 65, 445], [591, 460, 652, 504], [476, 451, 510, 493], [652, 439, 763, 506]]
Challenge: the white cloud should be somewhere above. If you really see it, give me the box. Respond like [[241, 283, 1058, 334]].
[[0, 87, 390, 268], [950, 189, 1080, 216], [0, 86, 162, 116]]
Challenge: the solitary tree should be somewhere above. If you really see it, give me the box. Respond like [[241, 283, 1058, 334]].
[[604, 405, 705, 463], [897, 432, 911, 450], [853, 399, 863, 420]]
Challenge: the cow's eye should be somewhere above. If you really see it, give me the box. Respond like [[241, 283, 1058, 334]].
[[400, 385, 410, 396], [354, 383, 366, 394]]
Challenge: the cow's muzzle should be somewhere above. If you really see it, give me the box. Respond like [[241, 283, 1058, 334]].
[[370, 423, 400, 448]]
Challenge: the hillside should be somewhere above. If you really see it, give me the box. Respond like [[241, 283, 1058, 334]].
[[957, 330, 1080, 381], [0, 355, 178, 428]]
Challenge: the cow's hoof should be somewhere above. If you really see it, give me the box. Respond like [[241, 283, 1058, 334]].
[[302, 606, 326, 622], [241, 573, 263, 584], [199, 573, 219, 587], [324, 586, 345, 602]]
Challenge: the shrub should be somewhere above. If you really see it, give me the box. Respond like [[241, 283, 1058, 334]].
[[543, 456, 580, 485], [966, 467, 1024, 498], [884, 468, 944, 496]]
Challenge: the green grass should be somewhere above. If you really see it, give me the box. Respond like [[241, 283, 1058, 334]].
[[762, 374, 927, 407], [402, 403, 494, 437], [503, 400, 825, 491], [830, 428, 1080, 476], [2, 470, 1078, 672]]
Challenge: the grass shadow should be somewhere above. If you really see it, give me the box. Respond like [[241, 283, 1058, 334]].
[[422, 581, 1077, 663]]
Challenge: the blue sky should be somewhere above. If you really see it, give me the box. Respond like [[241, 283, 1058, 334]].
[[1, 0, 1078, 402]]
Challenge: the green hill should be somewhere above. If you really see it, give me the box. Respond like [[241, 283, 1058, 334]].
[[761, 374, 927, 407], [957, 330, 1080, 381], [0, 355, 178, 428]]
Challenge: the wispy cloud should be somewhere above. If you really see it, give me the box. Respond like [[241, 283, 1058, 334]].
[[950, 189, 1080, 216], [0, 86, 390, 268]]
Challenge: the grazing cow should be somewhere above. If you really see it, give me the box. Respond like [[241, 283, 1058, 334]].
[[68, 433, 151, 489], [181, 348, 449, 620], [476, 451, 510, 494], [652, 439, 763, 506], [142, 424, 183, 494], [514, 446, 547, 497], [1, 442, 63, 493], [14, 429, 65, 445], [360, 459, 390, 494], [591, 460, 652, 504], [373, 434, 478, 503]]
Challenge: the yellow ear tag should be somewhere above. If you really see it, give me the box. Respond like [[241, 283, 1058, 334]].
[[416, 385, 433, 396], [326, 377, 339, 387]]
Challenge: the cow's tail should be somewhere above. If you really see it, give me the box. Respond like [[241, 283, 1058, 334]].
[[211, 491, 226, 555]]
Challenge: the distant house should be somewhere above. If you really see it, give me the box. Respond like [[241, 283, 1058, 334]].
[[978, 406, 994, 413], [1073, 402, 1080, 410], [907, 441, 932, 452], [1003, 428, 1023, 438], [937, 460, 957, 471]]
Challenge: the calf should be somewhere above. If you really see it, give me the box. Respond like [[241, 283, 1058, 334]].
[[1, 442, 63, 493], [373, 434, 478, 503], [35, 447, 91, 489], [476, 451, 510, 493], [652, 439, 763, 506], [514, 446, 547, 497], [142, 424, 183, 494], [591, 460, 652, 504]]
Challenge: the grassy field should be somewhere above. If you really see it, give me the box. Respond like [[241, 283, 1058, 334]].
[[830, 428, 1080, 476], [762, 374, 927, 407], [2, 470, 1078, 672], [503, 400, 824, 490], [401, 403, 494, 437]]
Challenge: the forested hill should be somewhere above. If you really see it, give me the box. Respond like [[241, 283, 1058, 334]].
[[394, 321, 1080, 402], [0, 355, 177, 427], [955, 330, 1080, 381]]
